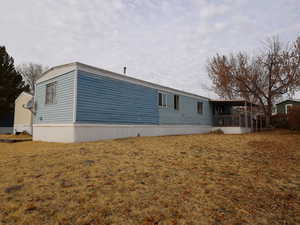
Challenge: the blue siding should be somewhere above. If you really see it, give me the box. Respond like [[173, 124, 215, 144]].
[[35, 71, 75, 123], [158, 92, 212, 125], [76, 71, 159, 124], [35, 68, 212, 126]]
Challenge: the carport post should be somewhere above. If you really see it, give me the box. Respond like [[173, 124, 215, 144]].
[[255, 116, 258, 132], [260, 115, 263, 130], [250, 103, 253, 131], [245, 101, 248, 128]]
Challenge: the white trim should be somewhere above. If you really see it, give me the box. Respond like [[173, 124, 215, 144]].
[[212, 127, 251, 134], [197, 101, 204, 114], [285, 104, 293, 114], [37, 63, 77, 84], [36, 62, 209, 101], [45, 81, 57, 105], [33, 123, 212, 143], [33, 125, 75, 142], [174, 94, 180, 111], [33, 123, 75, 127], [272, 105, 277, 115], [158, 92, 168, 108], [33, 123, 211, 128], [73, 70, 78, 122]]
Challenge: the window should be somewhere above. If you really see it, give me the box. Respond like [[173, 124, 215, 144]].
[[45, 82, 57, 105], [197, 102, 203, 114], [174, 95, 179, 110], [285, 104, 293, 114], [216, 106, 224, 114], [158, 92, 167, 107], [272, 106, 277, 115]]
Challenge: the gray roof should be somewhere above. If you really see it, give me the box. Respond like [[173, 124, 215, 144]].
[[276, 99, 300, 105], [38, 62, 210, 101]]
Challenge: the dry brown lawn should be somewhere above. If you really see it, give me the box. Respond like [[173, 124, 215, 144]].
[[0, 130, 299, 225]]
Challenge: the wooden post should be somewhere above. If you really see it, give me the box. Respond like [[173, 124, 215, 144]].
[[250, 103, 253, 131], [255, 116, 258, 132], [244, 101, 248, 128], [260, 115, 263, 130]]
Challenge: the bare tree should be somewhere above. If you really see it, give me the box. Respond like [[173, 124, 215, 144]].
[[17, 63, 49, 94], [207, 37, 300, 127]]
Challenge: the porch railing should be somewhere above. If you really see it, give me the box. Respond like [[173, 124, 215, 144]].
[[213, 114, 251, 127]]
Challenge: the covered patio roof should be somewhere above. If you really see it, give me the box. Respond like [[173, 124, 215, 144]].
[[209, 99, 259, 107]]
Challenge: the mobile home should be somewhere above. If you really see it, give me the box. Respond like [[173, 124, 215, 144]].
[[33, 62, 213, 142]]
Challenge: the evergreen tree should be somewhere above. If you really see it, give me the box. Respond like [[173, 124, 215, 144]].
[[0, 46, 29, 118]]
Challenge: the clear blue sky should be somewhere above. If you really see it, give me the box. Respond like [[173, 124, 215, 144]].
[[1, 0, 300, 98]]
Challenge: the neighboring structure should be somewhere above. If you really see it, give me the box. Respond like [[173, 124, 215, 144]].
[[274, 99, 300, 114], [33, 62, 259, 143], [0, 112, 14, 134], [13, 92, 33, 135]]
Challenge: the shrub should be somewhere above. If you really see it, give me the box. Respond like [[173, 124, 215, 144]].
[[210, 129, 224, 134], [287, 106, 300, 130]]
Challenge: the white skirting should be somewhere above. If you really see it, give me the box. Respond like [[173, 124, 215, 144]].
[[0, 127, 13, 134], [33, 123, 212, 143], [13, 124, 32, 135], [212, 127, 251, 134]]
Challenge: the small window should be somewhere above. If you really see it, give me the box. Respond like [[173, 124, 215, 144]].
[[45, 82, 57, 105], [216, 106, 223, 113], [158, 92, 167, 107], [197, 102, 203, 114], [174, 95, 179, 110]]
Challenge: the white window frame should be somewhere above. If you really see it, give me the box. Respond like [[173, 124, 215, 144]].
[[45, 81, 57, 105], [197, 102, 203, 114], [158, 92, 167, 107], [285, 104, 293, 114], [174, 95, 180, 111], [272, 106, 277, 115]]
